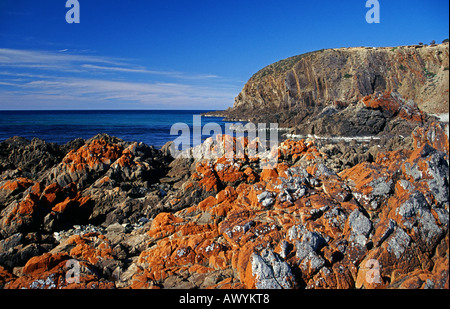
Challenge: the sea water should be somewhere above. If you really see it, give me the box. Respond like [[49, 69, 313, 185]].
[[0, 110, 230, 148]]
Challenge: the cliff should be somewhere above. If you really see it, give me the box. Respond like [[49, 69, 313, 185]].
[[207, 43, 449, 128]]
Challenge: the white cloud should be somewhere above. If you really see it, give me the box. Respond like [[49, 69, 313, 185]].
[[22, 78, 234, 103], [0, 48, 220, 79], [0, 48, 240, 110], [81, 64, 219, 80], [0, 48, 120, 67]]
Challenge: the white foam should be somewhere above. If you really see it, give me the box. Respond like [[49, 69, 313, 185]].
[[283, 133, 381, 142]]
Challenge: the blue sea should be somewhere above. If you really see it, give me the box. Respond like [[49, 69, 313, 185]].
[[0, 110, 230, 149]]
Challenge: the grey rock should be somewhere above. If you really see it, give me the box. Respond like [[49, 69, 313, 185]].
[[301, 231, 327, 252], [348, 210, 372, 238], [288, 224, 307, 241], [106, 222, 126, 234], [396, 191, 445, 253], [386, 227, 411, 259], [257, 191, 275, 208], [251, 249, 294, 289], [261, 197, 275, 208], [295, 241, 315, 261], [424, 151, 449, 205], [0, 233, 23, 252], [377, 219, 397, 246], [371, 177, 393, 197], [313, 163, 337, 178], [278, 190, 293, 203], [279, 240, 290, 259], [300, 251, 326, 274], [295, 230, 327, 262], [0, 137, 65, 180]]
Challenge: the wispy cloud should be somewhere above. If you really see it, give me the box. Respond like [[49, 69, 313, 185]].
[[81, 64, 152, 74], [0, 48, 220, 79], [0, 48, 120, 71], [0, 48, 239, 110], [81, 64, 219, 80]]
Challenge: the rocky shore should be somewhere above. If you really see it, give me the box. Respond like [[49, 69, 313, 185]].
[[0, 91, 448, 289]]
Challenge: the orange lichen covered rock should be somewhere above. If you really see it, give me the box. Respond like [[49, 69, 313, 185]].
[[130, 121, 448, 289], [193, 154, 262, 193], [4, 249, 115, 289], [362, 91, 402, 116], [0, 266, 15, 288], [362, 90, 425, 122], [339, 162, 393, 211], [279, 139, 323, 163], [0, 177, 34, 195], [412, 121, 449, 155], [67, 234, 113, 264], [62, 138, 123, 173], [148, 212, 185, 240]]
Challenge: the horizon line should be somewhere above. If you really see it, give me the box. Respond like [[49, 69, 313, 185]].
[[0, 109, 225, 112]]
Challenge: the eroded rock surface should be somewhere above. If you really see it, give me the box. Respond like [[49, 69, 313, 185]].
[[206, 43, 449, 126]]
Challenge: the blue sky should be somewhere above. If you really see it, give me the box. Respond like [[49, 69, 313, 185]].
[[0, 0, 448, 110]]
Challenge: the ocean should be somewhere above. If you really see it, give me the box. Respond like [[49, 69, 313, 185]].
[[0, 110, 230, 148]]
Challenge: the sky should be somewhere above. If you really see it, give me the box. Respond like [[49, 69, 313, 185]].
[[0, 0, 448, 110]]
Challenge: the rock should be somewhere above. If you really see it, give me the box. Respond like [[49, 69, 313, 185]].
[[257, 191, 275, 208], [0, 233, 23, 252], [340, 162, 394, 211], [0, 177, 35, 203], [346, 210, 372, 245], [412, 121, 449, 155], [0, 266, 15, 288], [0, 137, 65, 180], [250, 249, 295, 289], [4, 250, 116, 289], [294, 91, 430, 138], [0, 119, 448, 290], [106, 223, 126, 234], [391, 191, 445, 254]]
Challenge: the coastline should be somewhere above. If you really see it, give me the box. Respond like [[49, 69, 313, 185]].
[[1, 45, 449, 290], [1, 0, 449, 292], [1, 110, 448, 288]]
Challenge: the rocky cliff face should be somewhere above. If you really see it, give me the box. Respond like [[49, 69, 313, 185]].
[[209, 43, 449, 128]]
